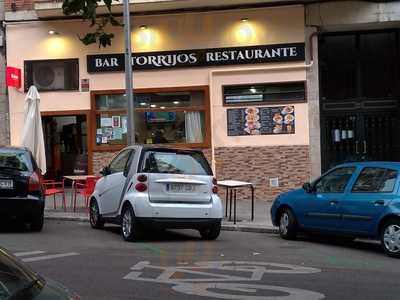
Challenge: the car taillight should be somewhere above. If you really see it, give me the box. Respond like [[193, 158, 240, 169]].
[[137, 174, 147, 182], [135, 183, 147, 192], [212, 177, 218, 194], [28, 172, 41, 193]]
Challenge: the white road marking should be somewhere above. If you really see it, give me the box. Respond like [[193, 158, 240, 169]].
[[123, 261, 326, 299], [21, 252, 79, 262], [13, 251, 46, 257]]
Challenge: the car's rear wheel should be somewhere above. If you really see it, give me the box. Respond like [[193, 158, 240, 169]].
[[279, 208, 297, 240], [200, 221, 221, 240], [121, 205, 141, 241], [90, 199, 104, 229], [381, 219, 400, 258], [30, 210, 44, 232]]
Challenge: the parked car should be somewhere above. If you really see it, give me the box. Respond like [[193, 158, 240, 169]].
[[0, 247, 79, 299], [90, 146, 223, 241], [271, 162, 400, 258], [0, 147, 44, 231]]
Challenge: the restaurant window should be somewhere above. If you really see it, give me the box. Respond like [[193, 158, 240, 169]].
[[92, 87, 210, 149], [223, 82, 305, 105], [24, 59, 79, 92]]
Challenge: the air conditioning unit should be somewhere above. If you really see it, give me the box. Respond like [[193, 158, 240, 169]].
[[33, 63, 65, 90]]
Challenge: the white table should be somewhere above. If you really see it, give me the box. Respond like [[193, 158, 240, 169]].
[[217, 180, 255, 225]]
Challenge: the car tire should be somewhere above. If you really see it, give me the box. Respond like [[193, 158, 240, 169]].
[[121, 205, 141, 242], [200, 221, 221, 240], [89, 199, 104, 229], [381, 219, 400, 258], [278, 208, 297, 240], [30, 211, 44, 232]]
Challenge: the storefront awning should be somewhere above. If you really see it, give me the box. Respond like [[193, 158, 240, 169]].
[[34, 0, 310, 19]]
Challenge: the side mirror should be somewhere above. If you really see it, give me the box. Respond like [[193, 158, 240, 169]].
[[100, 166, 111, 176], [302, 182, 314, 193]]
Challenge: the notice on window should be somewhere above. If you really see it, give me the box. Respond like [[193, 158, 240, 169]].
[[227, 106, 295, 136], [100, 117, 112, 127]]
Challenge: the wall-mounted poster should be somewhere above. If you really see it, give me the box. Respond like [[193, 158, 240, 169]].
[[227, 106, 295, 136]]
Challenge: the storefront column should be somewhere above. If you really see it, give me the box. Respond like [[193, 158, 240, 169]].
[[306, 26, 321, 180]]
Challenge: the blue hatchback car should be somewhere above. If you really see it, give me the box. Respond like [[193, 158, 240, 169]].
[[271, 162, 400, 258]]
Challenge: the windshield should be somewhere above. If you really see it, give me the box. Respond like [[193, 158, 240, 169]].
[[0, 151, 32, 172], [142, 151, 213, 175], [0, 250, 42, 300]]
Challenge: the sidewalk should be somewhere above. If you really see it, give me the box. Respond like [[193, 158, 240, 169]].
[[44, 191, 277, 233]]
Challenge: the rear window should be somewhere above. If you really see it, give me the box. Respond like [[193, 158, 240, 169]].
[[0, 150, 32, 172], [141, 151, 212, 175]]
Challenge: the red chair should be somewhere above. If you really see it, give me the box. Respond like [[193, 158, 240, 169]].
[[43, 179, 66, 211], [73, 177, 100, 212]]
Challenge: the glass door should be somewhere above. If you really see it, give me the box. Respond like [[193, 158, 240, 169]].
[[42, 115, 88, 180]]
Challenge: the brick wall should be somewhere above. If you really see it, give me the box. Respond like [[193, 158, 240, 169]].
[[214, 145, 311, 201], [92, 145, 311, 201], [5, 0, 34, 11], [92, 151, 116, 175]]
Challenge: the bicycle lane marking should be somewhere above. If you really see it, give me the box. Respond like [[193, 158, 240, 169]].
[[123, 261, 325, 300]]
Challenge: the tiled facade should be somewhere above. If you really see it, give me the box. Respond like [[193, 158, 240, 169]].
[[92, 145, 310, 201]]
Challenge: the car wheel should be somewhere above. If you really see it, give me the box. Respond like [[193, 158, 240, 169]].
[[381, 219, 400, 258], [200, 221, 221, 240], [30, 211, 44, 232], [121, 205, 141, 242], [279, 208, 297, 240], [89, 199, 104, 229]]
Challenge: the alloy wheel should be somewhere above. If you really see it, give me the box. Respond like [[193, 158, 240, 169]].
[[122, 209, 132, 238], [383, 224, 400, 253], [90, 202, 98, 226], [280, 213, 289, 235]]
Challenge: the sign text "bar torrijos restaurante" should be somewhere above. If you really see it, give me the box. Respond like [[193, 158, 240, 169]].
[[87, 43, 305, 72]]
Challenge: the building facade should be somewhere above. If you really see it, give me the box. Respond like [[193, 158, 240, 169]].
[[4, 0, 400, 200]]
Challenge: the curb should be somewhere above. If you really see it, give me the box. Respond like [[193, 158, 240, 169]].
[[44, 214, 278, 234]]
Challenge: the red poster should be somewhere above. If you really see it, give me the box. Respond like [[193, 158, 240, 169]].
[[6, 66, 21, 89]]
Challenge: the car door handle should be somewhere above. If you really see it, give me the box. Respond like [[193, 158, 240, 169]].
[[373, 200, 385, 206], [330, 200, 339, 205]]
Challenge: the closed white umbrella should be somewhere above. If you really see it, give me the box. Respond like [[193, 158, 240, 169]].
[[21, 86, 46, 174]]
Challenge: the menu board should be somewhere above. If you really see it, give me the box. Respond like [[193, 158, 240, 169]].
[[227, 106, 295, 136]]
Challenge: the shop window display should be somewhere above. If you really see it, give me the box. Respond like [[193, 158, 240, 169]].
[[93, 88, 209, 149]]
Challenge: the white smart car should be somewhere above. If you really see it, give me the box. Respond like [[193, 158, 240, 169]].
[[89, 145, 223, 241]]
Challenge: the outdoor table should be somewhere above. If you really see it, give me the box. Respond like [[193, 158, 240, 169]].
[[63, 175, 97, 207], [217, 180, 255, 225]]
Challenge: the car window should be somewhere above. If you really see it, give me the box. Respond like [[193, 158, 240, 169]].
[[123, 150, 135, 176], [109, 150, 131, 174], [352, 167, 398, 193], [142, 151, 212, 175], [314, 167, 355, 193], [0, 151, 32, 172]]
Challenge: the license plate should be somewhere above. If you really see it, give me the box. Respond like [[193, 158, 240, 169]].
[[0, 179, 13, 189], [167, 183, 195, 193]]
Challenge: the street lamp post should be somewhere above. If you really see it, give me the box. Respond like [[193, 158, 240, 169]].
[[123, 0, 135, 145]]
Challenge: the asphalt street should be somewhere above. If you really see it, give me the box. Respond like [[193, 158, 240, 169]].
[[0, 220, 399, 300]]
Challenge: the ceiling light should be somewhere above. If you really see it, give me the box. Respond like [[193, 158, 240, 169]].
[[160, 106, 165, 109], [150, 104, 157, 108], [48, 30, 59, 35], [241, 18, 249, 22], [140, 102, 147, 106], [139, 25, 148, 30], [250, 88, 256, 94], [173, 101, 180, 105]]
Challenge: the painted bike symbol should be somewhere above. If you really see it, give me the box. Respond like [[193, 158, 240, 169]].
[[123, 261, 325, 300]]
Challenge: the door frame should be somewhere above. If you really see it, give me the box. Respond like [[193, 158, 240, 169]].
[[41, 110, 93, 175]]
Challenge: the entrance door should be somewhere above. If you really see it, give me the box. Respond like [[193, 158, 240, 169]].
[[319, 30, 400, 172], [42, 115, 88, 180]]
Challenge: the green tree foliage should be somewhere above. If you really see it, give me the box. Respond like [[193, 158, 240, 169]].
[[62, 0, 122, 47]]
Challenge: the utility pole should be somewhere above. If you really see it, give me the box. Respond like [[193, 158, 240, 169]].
[[123, 0, 135, 145]]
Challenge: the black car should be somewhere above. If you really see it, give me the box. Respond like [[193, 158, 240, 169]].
[[0, 147, 44, 231], [0, 247, 80, 299]]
